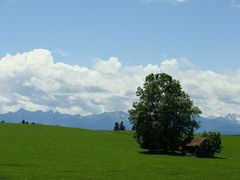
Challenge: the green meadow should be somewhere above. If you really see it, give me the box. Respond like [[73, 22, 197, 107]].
[[0, 123, 239, 179]]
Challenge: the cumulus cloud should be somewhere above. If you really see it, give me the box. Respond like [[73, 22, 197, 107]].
[[0, 49, 240, 117]]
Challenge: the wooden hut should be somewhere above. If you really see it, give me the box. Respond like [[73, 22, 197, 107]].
[[184, 137, 207, 154]]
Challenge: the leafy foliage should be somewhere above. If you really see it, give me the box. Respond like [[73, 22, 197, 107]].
[[197, 131, 223, 157], [129, 73, 201, 152]]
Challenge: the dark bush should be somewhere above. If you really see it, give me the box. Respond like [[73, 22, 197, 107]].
[[197, 131, 223, 157]]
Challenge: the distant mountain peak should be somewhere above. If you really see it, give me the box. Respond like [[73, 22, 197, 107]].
[[17, 108, 28, 113], [224, 113, 240, 122], [48, 110, 54, 114]]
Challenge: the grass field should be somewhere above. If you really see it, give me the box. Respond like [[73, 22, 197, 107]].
[[0, 123, 240, 179]]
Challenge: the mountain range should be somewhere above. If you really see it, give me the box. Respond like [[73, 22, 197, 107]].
[[0, 109, 131, 130], [0, 109, 240, 135]]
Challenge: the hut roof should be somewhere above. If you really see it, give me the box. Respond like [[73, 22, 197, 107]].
[[185, 137, 207, 147]]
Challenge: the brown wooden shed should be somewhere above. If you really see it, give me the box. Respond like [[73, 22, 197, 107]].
[[184, 137, 207, 154]]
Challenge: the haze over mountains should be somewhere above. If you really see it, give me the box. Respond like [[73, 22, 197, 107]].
[[0, 109, 240, 135]]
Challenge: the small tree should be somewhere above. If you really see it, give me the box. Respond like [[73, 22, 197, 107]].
[[1, 120, 4, 123], [119, 121, 126, 130], [21, 119, 25, 124], [197, 131, 223, 157], [129, 73, 201, 152], [114, 122, 119, 130]]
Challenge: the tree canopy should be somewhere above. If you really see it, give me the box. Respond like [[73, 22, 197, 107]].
[[129, 73, 202, 152]]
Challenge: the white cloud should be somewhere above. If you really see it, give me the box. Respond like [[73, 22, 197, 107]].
[[141, 0, 188, 4], [0, 49, 240, 117], [141, 0, 240, 9], [230, 0, 240, 8], [52, 49, 70, 58]]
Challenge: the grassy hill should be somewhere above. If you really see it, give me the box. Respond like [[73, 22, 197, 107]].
[[0, 123, 240, 179]]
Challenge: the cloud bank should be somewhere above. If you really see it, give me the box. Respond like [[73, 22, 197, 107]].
[[0, 49, 240, 117]]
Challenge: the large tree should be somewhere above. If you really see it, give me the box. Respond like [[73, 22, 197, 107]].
[[129, 73, 201, 152]]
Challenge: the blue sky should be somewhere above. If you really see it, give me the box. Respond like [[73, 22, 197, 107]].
[[1, 0, 240, 70], [1, 0, 240, 116]]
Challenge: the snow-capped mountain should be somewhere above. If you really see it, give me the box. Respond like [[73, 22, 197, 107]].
[[224, 113, 240, 122], [196, 115, 240, 135]]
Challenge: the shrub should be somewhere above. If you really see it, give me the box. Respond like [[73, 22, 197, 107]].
[[197, 131, 223, 157]]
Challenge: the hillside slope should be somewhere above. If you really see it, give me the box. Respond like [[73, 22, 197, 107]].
[[0, 123, 240, 179]]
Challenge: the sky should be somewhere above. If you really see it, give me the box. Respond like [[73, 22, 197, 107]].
[[0, 0, 240, 116]]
